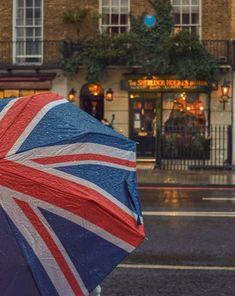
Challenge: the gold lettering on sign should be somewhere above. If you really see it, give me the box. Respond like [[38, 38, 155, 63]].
[[128, 79, 208, 90], [128, 80, 137, 87]]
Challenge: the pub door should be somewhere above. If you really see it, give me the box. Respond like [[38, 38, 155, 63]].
[[129, 94, 161, 158]]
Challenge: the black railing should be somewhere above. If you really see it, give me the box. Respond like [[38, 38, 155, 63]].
[[0, 40, 65, 68], [64, 40, 235, 67], [0, 40, 234, 68], [157, 125, 232, 170], [202, 40, 234, 66]]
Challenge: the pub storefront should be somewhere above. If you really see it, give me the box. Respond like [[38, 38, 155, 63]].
[[127, 76, 231, 170], [0, 73, 56, 99]]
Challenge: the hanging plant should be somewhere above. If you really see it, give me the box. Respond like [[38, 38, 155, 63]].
[[63, 7, 100, 42], [171, 30, 218, 82], [127, 0, 174, 74], [62, 33, 131, 81]]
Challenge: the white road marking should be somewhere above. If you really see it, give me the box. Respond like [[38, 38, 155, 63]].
[[203, 197, 235, 201], [142, 211, 235, 217], [118, 264, 235, 271]]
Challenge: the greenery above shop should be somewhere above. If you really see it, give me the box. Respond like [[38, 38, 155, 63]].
[[62, 0, 218, 83]]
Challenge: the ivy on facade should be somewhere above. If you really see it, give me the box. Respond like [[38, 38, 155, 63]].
[[62, 0, 218, 83]]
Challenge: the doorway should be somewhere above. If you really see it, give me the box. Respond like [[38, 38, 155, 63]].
[[80, 83, 104, 121], [129, 93, 161, 158]]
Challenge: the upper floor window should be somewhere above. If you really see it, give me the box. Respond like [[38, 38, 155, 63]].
[[172, 0, 200, 36], [14, 0, 43, 64], [99, 0, 129, 34]]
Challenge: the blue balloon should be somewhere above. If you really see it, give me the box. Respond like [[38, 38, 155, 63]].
[[144, 15, 156, 28]]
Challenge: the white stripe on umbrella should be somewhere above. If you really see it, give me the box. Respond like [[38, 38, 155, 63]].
[[9, 142, 136, 163], [8, 151, 142, 225], [35, 160, 136, 171]]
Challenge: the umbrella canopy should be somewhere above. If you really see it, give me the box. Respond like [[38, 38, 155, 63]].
[[0, 93, 145, 296]]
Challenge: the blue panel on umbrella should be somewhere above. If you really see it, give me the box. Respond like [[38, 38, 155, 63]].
[[0, 206, 41, 296], [18, 102, 135, 153], [0, 98, 14, 109], [57, 164, 141, 215], [40, 208, 129, 292]]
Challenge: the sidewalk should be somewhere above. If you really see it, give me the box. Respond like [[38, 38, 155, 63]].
[[137, 167, 235, 187]]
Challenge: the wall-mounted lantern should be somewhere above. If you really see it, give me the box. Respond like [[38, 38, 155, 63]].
[[220, 79, 231, 110], [105, 88, 114, 101], [68, 88, 76, 102]]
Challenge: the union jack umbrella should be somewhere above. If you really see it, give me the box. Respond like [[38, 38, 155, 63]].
[[0, 93, 145, 295]]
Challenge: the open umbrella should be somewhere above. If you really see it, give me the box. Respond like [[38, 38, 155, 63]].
[[0, 93, 145, 295]]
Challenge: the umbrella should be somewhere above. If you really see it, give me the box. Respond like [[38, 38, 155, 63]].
[[0, 92, 145, 295]]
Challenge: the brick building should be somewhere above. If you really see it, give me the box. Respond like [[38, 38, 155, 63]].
[[0, 0, 234, 170]]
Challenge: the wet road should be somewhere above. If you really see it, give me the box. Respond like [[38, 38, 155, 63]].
[[98, 188, 235, 296]]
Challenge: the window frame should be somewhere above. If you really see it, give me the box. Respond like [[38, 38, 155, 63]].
[[171, 0, 201, 38], [13, 0, 43, 64], [99, 0, 130, 34]]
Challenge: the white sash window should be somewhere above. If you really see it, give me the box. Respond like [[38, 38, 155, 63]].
[[14, 0, 43, 64], [172, 0, 200, 36], [99, 0, 129, 34]]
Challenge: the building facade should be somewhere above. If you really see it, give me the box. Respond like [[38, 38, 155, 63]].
[[0, 0, 234, 169]]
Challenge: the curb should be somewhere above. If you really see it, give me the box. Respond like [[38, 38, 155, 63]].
[[138, 183, 235, 189]]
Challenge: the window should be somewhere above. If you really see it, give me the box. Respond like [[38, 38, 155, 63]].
[[99, 0, 129, 34], [162, 92, 208, 129], [162, 92, 209, 159], [14, 0, 43, 64], [172, 0, 200, 36], [0, 89, 48, 99]]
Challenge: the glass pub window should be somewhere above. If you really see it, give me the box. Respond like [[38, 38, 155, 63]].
[[172, 0, 200, 36], [100, 0, 129, 34]]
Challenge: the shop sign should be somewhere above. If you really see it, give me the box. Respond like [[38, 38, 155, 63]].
[[0, 81, 51, 90], [128, 79, 208, 90]]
